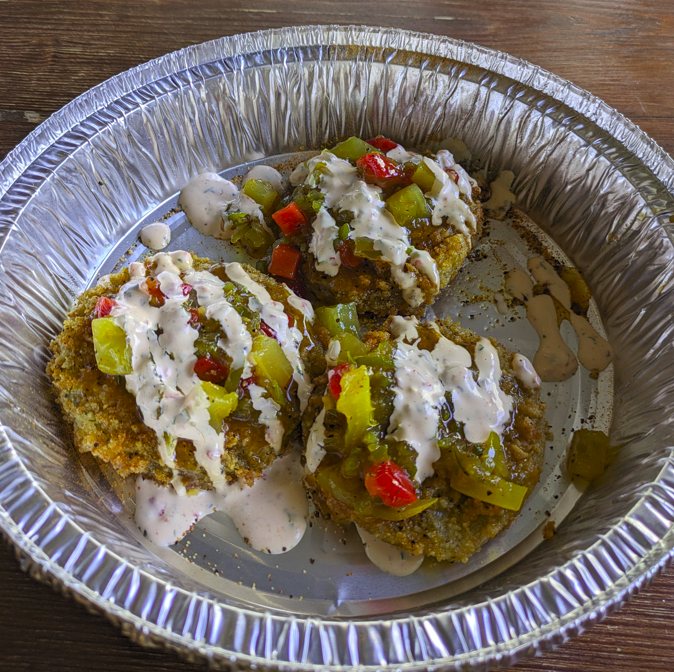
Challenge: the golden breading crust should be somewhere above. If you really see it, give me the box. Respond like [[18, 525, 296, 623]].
[[303, 318, 547, 563], [298, 186, 483, 317], [47, 256, 319, 490]]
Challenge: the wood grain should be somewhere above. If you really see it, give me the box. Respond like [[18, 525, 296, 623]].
[[1, 0, 673, 670]]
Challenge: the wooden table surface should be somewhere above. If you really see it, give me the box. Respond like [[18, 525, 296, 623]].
[[1, 1, 673, 670]]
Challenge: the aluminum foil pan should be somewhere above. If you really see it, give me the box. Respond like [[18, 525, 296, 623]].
[[1, 25, 673, 670]]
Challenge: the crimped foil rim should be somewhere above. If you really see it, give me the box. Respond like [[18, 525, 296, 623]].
[[1, 25, 674, 670]]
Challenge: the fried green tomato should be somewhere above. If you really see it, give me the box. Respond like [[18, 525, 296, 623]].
[[302, 309, 547, 563], [48, 252, 324, 491], [265, 136, 483, 317]]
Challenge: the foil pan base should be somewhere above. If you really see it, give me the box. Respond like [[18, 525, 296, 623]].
[[0, 25, 673, 671]]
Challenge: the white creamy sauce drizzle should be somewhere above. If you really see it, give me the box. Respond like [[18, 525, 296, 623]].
[[179, 172, 266, 241], [356, 525, 424, 576], [494, 292, 509, 315], [140, 222, 171, 250], [390, 315, 419, 342], [511, 353, 541, 390], [310, 207, 341, 276], [568, 311, 614, 373], [285, 291, 314, 322], [135, 451, 308, 551], [325, 339, 341, 366], [528, 257, 571, 308], [435, 149, 476, 198], [305, 407, 327, 474], [112, 255, 229, 489], [386, 145, 422, 164], [242, 165, 284, 193], [386, 317, 513, 481], [224, 262, 313, 412], [422, 156, 476, 235], [528, 294, 579, 381], [505, 259, 612, 379], [483, 170, 517, 219], [388, 341, 445, 483]]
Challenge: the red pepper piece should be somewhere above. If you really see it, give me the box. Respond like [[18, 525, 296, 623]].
[[144, 278, 166, 307], [188, 308, 200, 328], [94, 296, 116, 318], [446, 168, 459, 184], [356, 152, 406, 189], [328, 363, 352, 400], [181, 283, 194, 296], [366, 136, 399, 153], [285, 313, 295, 328], [194, 356, 229, 384], [268, 243, 302, 280], [364, 461, 418, 507], [260, 320, 277, 339], [272, 202, 308, 235], [338, 239, 364, 269]]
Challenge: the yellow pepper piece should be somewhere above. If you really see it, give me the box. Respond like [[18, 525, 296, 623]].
[[202, 381, 238, 431], [448, 448, 527, 511], [91, 317, 132, 375], [336, 366, 375, 448], [251, 335, 293, 388]]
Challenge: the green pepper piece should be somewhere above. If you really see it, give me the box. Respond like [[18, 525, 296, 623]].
[[370, 498, 437, 521], [316, 465, 359, 508], [411, 160, 436, 193], [354, 237, 383, 260], [338, 223, 350, 240], [251, 335, 294, 388], [385, 184, 432, 227], [202, 381, 239, 431], [449, 448, 527, 511], [330, 136, 377, 163], [354, 341, 395, 370], [336, 366, 375, 448], [315, 303, 360, 338], [91, 317, 132, 375], [567, 428, 612, 480], [331, 332, 370, 363], [224, 367, 243, 393], [242, 179, 279, 217]]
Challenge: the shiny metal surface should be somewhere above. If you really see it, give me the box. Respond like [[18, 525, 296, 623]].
[[0, 25, 673, 670]]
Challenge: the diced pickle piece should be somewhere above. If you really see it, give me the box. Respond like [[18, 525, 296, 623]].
[[251, 335, 293, 388], [331, 332, 370, 363], [411, 160, 436, 193], [202, 381, 238, 431], [242, 179, 279, 217], [336, 366, 375, 448], [449, 448, 527, 511], [91, 317, 132, 375], [567, 428, 613, 480], [315, 303, 360, 338], [330, 136, 377, 163], [385, 184, 431, 227]]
